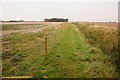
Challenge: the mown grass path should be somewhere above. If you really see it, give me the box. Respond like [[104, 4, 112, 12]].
[[39, 23, 90, 78], [36, 23, 117, 78]]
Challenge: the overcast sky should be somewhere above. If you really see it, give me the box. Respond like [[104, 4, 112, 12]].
[[0, 0, 119, 22]]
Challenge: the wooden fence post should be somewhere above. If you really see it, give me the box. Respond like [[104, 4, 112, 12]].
[[55, 34, 56, 44], [31, 67, 35, 77], [45, 36, 48, 56]]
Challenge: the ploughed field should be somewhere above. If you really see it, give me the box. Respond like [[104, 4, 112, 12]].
[[1, 22, 119, 78]]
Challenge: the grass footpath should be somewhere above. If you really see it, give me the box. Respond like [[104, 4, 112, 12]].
[[36, 23, 118, 78], [2, 23, 118, 78]]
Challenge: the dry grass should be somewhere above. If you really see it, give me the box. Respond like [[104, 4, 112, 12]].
[[73, 22, 119, 76]]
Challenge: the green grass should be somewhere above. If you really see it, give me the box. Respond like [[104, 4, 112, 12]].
[[2, 23, 118, 78], [2, 29, 47, 76]]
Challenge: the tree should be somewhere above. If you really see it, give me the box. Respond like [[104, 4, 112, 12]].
[[44, 18, 68, 22]]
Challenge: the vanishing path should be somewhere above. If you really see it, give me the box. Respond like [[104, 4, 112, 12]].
[[38, 23, 117, 78]]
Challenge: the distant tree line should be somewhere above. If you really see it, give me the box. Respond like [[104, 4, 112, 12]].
[[0, 20, 25, 22], [44, 18, 68, 22], [8, 20, 25, 22]]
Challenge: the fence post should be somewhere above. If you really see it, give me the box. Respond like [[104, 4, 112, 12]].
[[45, 36, 48, 56], [55, 34, 56, 44], [31, 67, 35, 77]]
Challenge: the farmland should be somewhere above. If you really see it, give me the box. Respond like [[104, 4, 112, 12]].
[[1, 22, 119, 78]]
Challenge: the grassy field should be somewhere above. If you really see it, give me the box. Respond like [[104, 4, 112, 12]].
[[2, 22, 119, 78], [1, 22, 61, 37], [2, 24, 48, 31]]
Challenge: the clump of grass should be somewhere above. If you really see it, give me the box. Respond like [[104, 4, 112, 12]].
[[90, 47, 101, 54], [10, 52, 26, 64]]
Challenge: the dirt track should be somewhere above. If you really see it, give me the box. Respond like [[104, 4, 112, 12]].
[[1, 22, 63, 37]]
